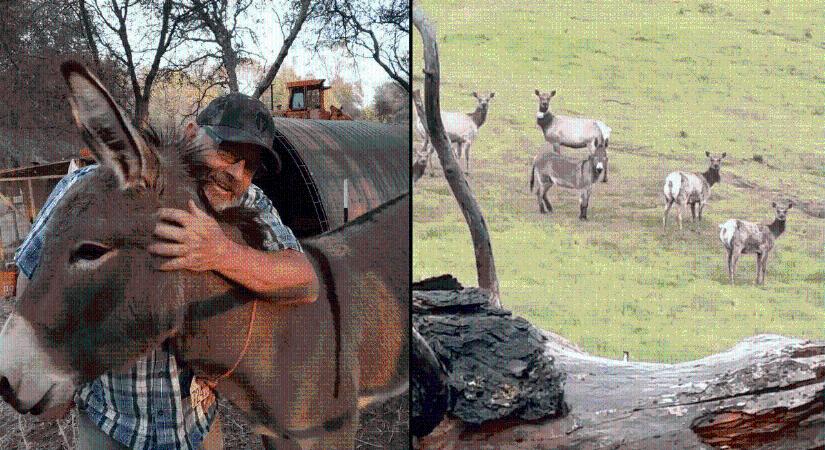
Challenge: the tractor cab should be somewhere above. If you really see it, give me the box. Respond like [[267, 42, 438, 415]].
[[273, 79, 351, 120]]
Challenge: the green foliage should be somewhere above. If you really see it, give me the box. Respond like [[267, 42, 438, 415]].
[[413, 0, 824, 362]]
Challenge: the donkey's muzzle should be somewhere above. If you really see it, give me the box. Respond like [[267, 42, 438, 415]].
[[0, 375, 68, 416], [0, 315, 78, 416], [0, 375, 35, 414]]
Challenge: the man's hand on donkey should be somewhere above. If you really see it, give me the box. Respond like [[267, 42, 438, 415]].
[[149, 199, 233, 272]]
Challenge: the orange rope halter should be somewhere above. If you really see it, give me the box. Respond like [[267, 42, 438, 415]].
[[190, 300, 258, 410]]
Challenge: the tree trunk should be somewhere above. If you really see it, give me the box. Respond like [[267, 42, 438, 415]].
[[416, 287, 825, 449], [222, 43, 239, 93], [412, 7, 501, 306], [252, 0, 312, 99], [412, 89, 430, 183]]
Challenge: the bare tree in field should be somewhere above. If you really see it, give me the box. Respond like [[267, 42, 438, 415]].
[[315, 0, 410, 93], [251, 0, 313, 98], [373, 80, 408, 124], [179, 0, 260, 93]]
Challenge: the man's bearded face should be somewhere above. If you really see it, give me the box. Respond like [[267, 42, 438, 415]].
[[201, 143, 261, 211]]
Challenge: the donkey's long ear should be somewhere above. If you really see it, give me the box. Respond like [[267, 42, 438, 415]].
[[60, 61, 158, 189], [549, 90, 556, 97], [534, 89, 540, 96]]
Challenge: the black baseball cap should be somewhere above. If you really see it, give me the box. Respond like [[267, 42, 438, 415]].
[[196, 93, 280, 172]]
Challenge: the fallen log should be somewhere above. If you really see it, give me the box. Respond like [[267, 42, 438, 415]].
[[411, 326, 450, 438], [415, 286, 825, 449], [414, 288, 567, 425]]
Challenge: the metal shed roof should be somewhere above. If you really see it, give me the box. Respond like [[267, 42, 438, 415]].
[[265, 118, 408, 234]]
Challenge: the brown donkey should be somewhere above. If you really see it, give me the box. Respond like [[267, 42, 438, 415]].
[[0, 62, 409, 449]]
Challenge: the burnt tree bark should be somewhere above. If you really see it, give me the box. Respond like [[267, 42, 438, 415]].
[[415, 286, 825, 449], [411, 326, 450, 438], [412, 7, 501, 306]]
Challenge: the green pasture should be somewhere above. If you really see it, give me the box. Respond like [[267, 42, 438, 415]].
[[412, 0, 824, 362]]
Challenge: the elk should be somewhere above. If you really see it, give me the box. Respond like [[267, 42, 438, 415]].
[[0, 62, 409, 449], [718, 201, 793, 285], [413, 91, 494, 175], [529, 144, 607, 220], [534, 89, 610, 182], [663, 151, 726, 230]]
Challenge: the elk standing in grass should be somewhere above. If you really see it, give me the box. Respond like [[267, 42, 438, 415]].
[[414, 91, 494, 176], [529, 144, 607, 220], [663, 151, 726, 230], [718, 201, 793, 285]]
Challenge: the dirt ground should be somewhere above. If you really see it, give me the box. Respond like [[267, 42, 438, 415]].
[[0, 302, 408, 449]]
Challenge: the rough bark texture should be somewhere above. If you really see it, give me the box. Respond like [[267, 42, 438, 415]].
[[412, 274, 463, 291], [415, 286, 825, 449], [412, 7, 501, 306], [411, 326, 450, 438], [413, 289, 567, 426]]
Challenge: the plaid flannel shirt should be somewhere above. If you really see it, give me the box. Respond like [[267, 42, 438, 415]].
[[15, 164, 301, 449]]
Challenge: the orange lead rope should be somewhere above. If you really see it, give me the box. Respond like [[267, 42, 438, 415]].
[[190, 300, 258, 411], [218, 299, 258, 381]]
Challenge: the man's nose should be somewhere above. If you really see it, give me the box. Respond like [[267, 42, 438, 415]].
[[227, 159, 245, 180]]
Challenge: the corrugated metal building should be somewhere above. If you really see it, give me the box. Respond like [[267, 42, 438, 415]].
[[258, 118, 408, 237]]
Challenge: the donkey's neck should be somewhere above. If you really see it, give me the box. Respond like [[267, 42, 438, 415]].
[[767, 218, 786, 238], [469, 105, 488, 128], [701, 167, 720, 187], [175, 297, 279, 423]]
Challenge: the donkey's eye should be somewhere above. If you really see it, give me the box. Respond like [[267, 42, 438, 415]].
[[71, 242, 113, 263]]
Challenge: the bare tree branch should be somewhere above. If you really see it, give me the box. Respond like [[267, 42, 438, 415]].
[[76, 1, 102, 69], [252, 0, 311, 99], [413, 6, 501, 305], [316, 0, 409, 93]]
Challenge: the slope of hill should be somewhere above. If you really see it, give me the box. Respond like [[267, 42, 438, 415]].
[[413, 0, 824, 362]]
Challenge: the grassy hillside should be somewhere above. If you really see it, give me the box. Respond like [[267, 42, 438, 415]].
[[412, 0, 824, 362]]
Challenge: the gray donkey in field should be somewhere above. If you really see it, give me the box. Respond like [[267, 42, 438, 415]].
[[529, 144, 607, 220], [663, 151, 726, 230], [534, 89, 610, 182], [414, 91, 494, 175], [718, 201, 793, 285]]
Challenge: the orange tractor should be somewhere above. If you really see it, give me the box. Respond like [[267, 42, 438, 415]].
[[271, 79, 352, 120]]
